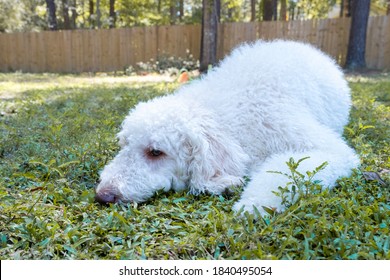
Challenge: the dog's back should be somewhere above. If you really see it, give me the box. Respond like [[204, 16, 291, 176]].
[[178, 40, 351, 135]]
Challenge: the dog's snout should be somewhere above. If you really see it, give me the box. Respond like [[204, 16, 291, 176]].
[[95, 189, 118, 204]]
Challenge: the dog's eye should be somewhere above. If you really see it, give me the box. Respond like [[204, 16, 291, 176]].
[[150, 149, 162, 157], [147, 149, 164, 158]]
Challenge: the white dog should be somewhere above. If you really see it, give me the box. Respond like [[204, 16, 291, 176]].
[[95, 40, 359, 215]]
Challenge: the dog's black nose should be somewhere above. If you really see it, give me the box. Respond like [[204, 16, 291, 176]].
[[95, 190, 117, 204]]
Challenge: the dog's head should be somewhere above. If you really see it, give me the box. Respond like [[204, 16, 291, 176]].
[[95, 96, 249, 204]]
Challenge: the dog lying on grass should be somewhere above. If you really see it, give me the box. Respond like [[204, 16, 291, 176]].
[[95, 40, 359, 215]]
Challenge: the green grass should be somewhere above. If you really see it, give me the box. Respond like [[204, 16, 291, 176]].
[[0, 72, 389, 260]]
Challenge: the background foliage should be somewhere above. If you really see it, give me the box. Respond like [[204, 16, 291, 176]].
[[0, 0, 389, 32]]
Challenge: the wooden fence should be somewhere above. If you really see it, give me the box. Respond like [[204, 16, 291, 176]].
[[0, 15, 389, 73]]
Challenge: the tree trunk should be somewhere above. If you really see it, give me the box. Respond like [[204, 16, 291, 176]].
[[345, 0, 371, 70], [250, 0, 256, 21], [179, 0, 184, 21], [289, 6, 295, 20], [263, 0, 273, 21], [89, 0, 94, 27], [109, 0, 116, 28], [170, 0, 176, 25], [71, 0, 77, 29], [272, 0, 278, 20], [200, 0, 220, 73], [62, 0, 71, 29], [280, 0, 286, 21], [340, 0, 352, 17], [387, 0, 390, 15], [45, 0, 58, 30], [96, 0, 101, 28]]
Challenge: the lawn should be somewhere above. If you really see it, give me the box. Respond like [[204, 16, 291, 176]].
[[0, 72, 389, 260]]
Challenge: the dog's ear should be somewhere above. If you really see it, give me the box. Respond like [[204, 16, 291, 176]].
[[185, 116, 249, 195]]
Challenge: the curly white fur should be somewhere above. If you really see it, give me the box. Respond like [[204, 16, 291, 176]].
[[96, 40, 359, 215]]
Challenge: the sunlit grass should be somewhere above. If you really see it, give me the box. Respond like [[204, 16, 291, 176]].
[[0, 72, 389, 260]]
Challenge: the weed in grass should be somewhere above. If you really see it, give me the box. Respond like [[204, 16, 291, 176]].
[[267, 157, 327, 214]]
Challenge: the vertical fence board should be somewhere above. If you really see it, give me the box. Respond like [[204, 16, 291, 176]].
[[83, 30, 94, 72], [376, 16, 388, 69], [367, 16, 388, 69], [189, 25, 201, 60], [382, 16, 390, 70], [144, 26, 157, 62], [366, 16, 378, 69], [120, 28, 132, 70], [4, 33, 13, 71], [0, 34, 4, 71], [339, 17, 351, 66], [29, 32, 38, 72], [80, 30, 89, 72], [109, 29, 120, 71]]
